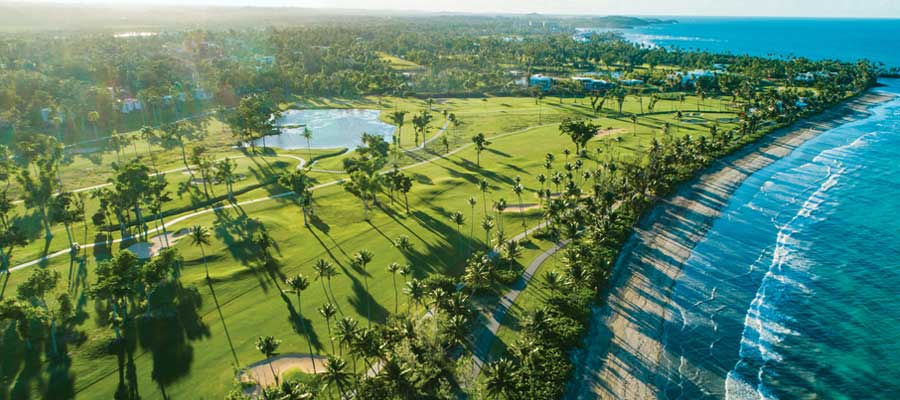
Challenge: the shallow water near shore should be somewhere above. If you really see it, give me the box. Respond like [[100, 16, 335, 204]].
[[653, 81, 900, 398]]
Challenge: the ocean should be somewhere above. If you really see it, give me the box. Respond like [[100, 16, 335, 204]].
[[622, 17, 900, 68], [649, 79, 900, 399]]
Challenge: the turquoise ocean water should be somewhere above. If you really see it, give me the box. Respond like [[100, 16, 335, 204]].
[[623, 17, 900, 68], [653, 79, 900, 399]]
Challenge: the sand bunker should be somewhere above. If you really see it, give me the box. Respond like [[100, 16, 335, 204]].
[[240, 353, 328, 388]]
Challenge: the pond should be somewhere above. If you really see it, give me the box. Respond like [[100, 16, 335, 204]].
[[254, 109, 396, 150]]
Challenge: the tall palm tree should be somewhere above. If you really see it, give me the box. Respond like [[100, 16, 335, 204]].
[[256, 336, 282, 384], [284, 274, 317, 374], [481, 216, 495, 248], [512, 183, 528, 239], [321, 355, 352, 399], [387, 262, 401, 314], [450, 211, 465, 237], [189, 225, 211, 279], [318, 303, 337, 354], [313, 259, 337, 306], [468, 197, 478, 247], [478, 179, 489, 215], [352, 250, 375, 325], [472, 133, 490, 167], [334, 317, 359, 359], [388, 111, 408, 148]]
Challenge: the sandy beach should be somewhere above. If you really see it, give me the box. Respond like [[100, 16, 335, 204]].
[[565, 90, 895, 399]]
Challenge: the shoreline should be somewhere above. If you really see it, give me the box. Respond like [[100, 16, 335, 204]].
[[565, 89, 895, 399]]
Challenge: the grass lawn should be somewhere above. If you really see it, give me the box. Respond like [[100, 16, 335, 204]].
[[0, 93, 739, 399]]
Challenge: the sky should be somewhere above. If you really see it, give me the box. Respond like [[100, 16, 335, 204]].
[[15, 0, 900, 18]]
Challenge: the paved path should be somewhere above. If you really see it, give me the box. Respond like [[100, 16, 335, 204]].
[[470, 234, 571, 377]]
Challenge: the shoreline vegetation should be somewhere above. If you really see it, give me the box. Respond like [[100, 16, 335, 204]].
[[565, 89, 895, 399]]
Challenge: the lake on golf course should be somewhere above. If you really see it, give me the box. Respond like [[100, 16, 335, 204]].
[[254, 109, 396, 150]]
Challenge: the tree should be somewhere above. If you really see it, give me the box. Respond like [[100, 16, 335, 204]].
[[302, 127, 313, 161], [227, 93, 281, 151], [451, 210, 465, 237], [139, 126, 157, 162], [313, 259, 338, 307], [279, 170, 314, 225], [387, 262, 401, 314], [322, 355, 353, 398], [256, 336, 283, 384], [478, 179, 490, 215], [468, 197, 477, 249], [318, 303, 337, 354], [334, 317, 359, 358], [17, 162, 58, 240], [403, 278, 425, 315], [352, 250, 375, 325], [189, 225, 212, 279], [111, 159, 153, 240], [285, 274, 317, 374], [389, 111, 408, 147], [512, 183, 528, 238], [411, 110, 433, 148], [346, 170, 380, 221], [471, 133, 491, 167], [214, 158, 238, 202], [484, 358, 518, 399], [559, 118, 599, 154], [481, 216, 495, 247], [397, 173, 413, 214]]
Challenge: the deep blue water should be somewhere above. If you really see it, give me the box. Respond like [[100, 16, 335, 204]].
[[654, 80, 900, 399], [624, 17, 900, 68]]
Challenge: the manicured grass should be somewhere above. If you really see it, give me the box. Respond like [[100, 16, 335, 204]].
[[0, 93, 740, 399]]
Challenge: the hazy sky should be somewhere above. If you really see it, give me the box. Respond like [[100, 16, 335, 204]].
[[19, 0, 900, 18]]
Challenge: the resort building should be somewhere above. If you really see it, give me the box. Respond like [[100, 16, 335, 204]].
[[119, 98, 143, 113], [572, 77, 614, 91], [529, 74, 554, 91], [619, 78, 644, 86]]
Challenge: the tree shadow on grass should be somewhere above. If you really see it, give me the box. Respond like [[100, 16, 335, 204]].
[[137, 280, 209, 399]]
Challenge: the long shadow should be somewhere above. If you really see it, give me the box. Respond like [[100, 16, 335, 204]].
[[206, 279, 241, 367], [279, 292, 324, 352]]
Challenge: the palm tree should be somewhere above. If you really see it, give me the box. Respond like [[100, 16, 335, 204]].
[[389, 111, 408, 148], [403, 278, 425, 315], [302, 127, 313, 161], [313, 259, 338, 306], [387, 262, 401, 314], [214, 158, 238, 202], [484, 358, 518, 399], [189, 225, 211, 280], [318, 303, 337, 354], [352, 250, 374, 325], [139, 126, 157, 163], [450, 211, 465, 237], [471, 133, 490, 167], [512, 183, 528, 238], [481, 216, 495, 248], [468, 197, 477, 247], [256, 336, 282, 384], [322, 355, 352, 398], [478, 179, 490, 215], [284, 274, 317, 374], [334, 317, 358, 359]]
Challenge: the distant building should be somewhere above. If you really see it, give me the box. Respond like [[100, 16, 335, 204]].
[[529, 74, 553, 91], [119, 98, 143, 114], [673, 69, 718, 86], [794, 72, 816, 83], [712, 64, 728, 71], [572, 77, 614, 91], [619, 79, 644, 86], [40, 108, 52, 122]]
